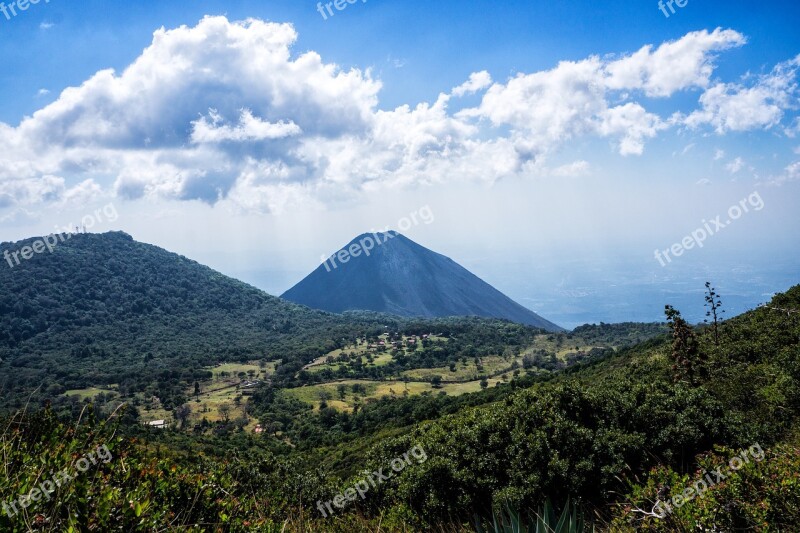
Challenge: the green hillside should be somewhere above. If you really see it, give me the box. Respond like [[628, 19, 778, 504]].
[[1, 278, 797, 530], [3, 231, 796, 531], [0, 232, 396, 410], [0, 232, 661, 421]]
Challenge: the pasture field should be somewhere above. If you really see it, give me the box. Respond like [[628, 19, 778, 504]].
[[63, 386, 119, 400], [284, 376, 503, 412]]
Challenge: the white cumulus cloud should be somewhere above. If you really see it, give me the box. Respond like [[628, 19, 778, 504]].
[[452, 71, 493, 97], [604, 28, 747, 97], [685, 55, 800, 133], [0, 18, 795, 214], [191, 109, 302, 144]]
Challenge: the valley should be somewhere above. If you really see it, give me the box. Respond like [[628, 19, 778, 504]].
[[0, 231, 796, 532]]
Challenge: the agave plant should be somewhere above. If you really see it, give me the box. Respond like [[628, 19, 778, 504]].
[[474, 498, 592, 533]]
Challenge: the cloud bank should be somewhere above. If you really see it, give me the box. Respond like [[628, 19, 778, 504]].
[[0, 18, 798, 212]]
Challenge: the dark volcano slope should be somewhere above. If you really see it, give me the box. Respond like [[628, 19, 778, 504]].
[[282, 232, 562, 332]]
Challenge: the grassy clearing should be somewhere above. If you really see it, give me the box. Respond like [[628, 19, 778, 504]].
[[182, 361, 274, 424], [139, 384, 250, 426], [63, 386, 119, 400], [307, 351, 397, 374], [303, 334, 439, 373], [211, 361, 273, 380], [284, 376, 503, 411], [139, 361, 271, 427], [368, 352, 396, 366], [286, 380, 377, 405], [303, 337, 378, 369], [523, 334, 607, 362], [189, 388, 249, 423], [401, 355, 517, 382]]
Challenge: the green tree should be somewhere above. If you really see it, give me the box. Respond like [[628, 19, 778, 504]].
[[704, 281, 725, 345], [174, 404, 191, 429], [665, 305, 705, 385], [218, 402, 232, 423]]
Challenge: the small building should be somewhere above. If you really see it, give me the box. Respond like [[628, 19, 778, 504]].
[[147, 420, 169, 429]]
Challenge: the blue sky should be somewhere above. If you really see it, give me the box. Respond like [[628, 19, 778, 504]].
[[1, 0, 799, 327], [3, 0, 800, 122]]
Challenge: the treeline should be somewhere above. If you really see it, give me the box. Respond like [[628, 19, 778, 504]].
[[290, 318, 545, 385], [569, 321, 669, 346]]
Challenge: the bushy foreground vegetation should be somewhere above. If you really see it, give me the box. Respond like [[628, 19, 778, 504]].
[[354, 285, 800, 528], [1, 284, 798, 531]]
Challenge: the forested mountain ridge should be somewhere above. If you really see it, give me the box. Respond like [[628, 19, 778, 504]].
[[0, 231, 396, 409], [1, 231, 571, 412]]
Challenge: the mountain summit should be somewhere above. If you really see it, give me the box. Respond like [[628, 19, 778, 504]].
[[282, 232, 563, 331]]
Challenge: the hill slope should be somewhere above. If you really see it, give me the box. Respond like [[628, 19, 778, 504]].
[[2, 284, 796, 531], [352, 284, 800, 525], [282, 232, 562, 331], [0, 231, 392, 409]]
